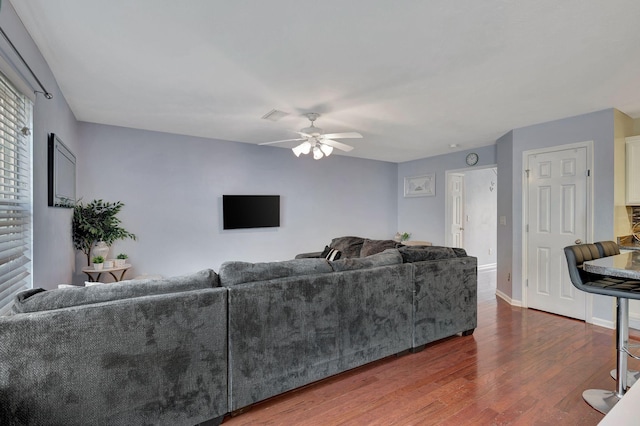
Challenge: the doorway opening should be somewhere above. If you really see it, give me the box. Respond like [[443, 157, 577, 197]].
[[445, 166, 497, 299]]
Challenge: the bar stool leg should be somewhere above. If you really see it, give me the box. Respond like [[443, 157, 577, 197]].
[[610, 321, 640, 387], [609, 369, 640, 388], [583, 298, 628, 414]]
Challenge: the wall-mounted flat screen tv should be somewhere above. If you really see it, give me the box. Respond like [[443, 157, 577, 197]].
[[223, 195, 280, 230]]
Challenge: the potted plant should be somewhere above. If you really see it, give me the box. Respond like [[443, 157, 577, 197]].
[[115, 253, 128, 267], [92, 255, 105, 270], [72, 199, 137, 266], [401, 232, 411, 242]]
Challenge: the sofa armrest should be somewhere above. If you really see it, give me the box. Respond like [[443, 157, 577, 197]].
[[412, 256, 477, 347], [0, 288, 228, 425], [294, 251, 323, 259]]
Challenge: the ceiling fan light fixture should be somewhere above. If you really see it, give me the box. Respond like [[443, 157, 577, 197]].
[[320, 143, 333, 157], [292, 144, 305, 157], [313, 146, 324, 160], [261, 112, 358, 159]]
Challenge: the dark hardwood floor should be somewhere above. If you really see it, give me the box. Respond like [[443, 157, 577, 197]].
[[223, 268, 627, 425]]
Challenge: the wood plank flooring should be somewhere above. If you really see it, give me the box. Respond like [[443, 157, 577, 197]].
[[222, 272, 628, 425]]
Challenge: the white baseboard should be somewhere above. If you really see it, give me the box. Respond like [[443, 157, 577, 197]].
[[629, 315, 640, 332], [495, 289, 522, 307], [478, 263, 497, 271], [591, 317, 615, 330]]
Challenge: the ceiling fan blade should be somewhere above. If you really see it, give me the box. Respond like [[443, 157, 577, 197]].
[[322, 132, 362, 139], [296, 131, 313, 138], [322, 139, 354, 152], [259, 138, 305, 146]]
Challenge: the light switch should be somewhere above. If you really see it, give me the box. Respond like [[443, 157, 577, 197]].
[[499, 216, 507, 226]]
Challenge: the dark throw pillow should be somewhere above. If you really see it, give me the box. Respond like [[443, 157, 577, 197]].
[[360, 239, 401, 257], [328, 236, 365, 258]]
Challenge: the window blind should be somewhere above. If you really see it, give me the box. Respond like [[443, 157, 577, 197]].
[[0, 71, 32, 316]]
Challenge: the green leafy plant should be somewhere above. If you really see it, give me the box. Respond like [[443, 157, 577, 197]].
[[116, 253, 128, 260], [91, 256, 104, 264], [401, 232, 411, 241], [72, 199, 136, 266]]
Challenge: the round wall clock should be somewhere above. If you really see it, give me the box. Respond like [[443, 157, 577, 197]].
[[466, 152, 479, 166]]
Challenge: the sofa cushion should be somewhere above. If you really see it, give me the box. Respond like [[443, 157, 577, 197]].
[[329, 249, 402, 272], [219, 258, 333, 286], [398, 246, 465, 263], [328, 236, 365, 258], [360, 239, 401, 257], [12, 269, 219, 314], [321, 246, 342, 261]]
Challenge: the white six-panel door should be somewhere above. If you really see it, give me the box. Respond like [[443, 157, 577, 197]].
[[526, 146, 588, 320]]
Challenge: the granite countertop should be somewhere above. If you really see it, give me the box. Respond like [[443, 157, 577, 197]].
[[618, 235, 640, 251]]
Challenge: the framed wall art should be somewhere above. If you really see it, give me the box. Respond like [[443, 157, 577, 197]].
[[404, 173, 435, 197], [48, 133, 76, 207]]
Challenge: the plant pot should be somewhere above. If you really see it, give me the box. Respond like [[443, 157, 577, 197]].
[[93, 241, 110, 260], [93, 263, 104, 270], [104, 260, 114, 269], [115, 259, 127, 267]]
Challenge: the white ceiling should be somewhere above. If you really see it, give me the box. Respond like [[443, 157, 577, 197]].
[[9, 0, 640, 163]]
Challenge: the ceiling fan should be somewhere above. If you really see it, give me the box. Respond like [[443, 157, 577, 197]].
[[259, 113, 362, 160]]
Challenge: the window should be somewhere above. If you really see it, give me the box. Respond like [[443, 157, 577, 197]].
[[0, 71, 32, 315]]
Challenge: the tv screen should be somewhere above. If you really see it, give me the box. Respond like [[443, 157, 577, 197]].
[[223, 195, 280, 230]]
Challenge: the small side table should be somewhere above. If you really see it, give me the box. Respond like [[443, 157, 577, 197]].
[[82, 264, 132, 283], [402, 241, 432, 246]]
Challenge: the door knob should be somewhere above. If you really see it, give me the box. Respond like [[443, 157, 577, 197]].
[[575, 239, 582, 244]]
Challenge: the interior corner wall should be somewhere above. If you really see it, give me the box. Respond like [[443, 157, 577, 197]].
[[397, 144, 497, 245], [504, 109, 616, 324], [75, 123, 398, 283], [613, 109, 634, 239], [496, 131, 513, 300], [0, 2, 81, 289]]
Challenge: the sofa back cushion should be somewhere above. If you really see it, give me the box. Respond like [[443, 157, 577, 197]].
[[219, 258, 333, 286], [360, 239, 401, 257], [328, 236, 365, 258], [398, 246, 466, 263], [12, 269, 219, 314], [330, 249, 402, 272]]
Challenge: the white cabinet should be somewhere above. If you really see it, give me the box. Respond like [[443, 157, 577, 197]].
[[626, 136, 640, 205]]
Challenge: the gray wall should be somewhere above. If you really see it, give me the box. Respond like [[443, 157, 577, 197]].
[[397, 144, 497, 245], [497, 109, 616, 322], [75, 123, 398, 282], [0, 2, 81, 289], [496, 131, 513, 298]]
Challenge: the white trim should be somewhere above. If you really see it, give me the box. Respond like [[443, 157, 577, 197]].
[[521, 140, 594, 322], [0, 48, 36, 101], [478, 263, 497, 271], [591, 317, 614, 330], [496, 289, 522, 307]]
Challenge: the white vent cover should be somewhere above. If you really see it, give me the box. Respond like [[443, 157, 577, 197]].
[[261, 109, 290, 122]]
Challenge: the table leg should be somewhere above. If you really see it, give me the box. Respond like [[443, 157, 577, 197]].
[[83, 272, 102, 282], [108, 270, 128, 282]]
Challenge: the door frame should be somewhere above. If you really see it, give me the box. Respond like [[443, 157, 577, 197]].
[[521, 140, 595, 322]]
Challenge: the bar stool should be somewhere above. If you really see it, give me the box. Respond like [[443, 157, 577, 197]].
[[564, 243, 640, 414], [595, 241, 640, 388]]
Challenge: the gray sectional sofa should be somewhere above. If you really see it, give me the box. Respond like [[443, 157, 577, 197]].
[[0, 239, 476, 425]]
